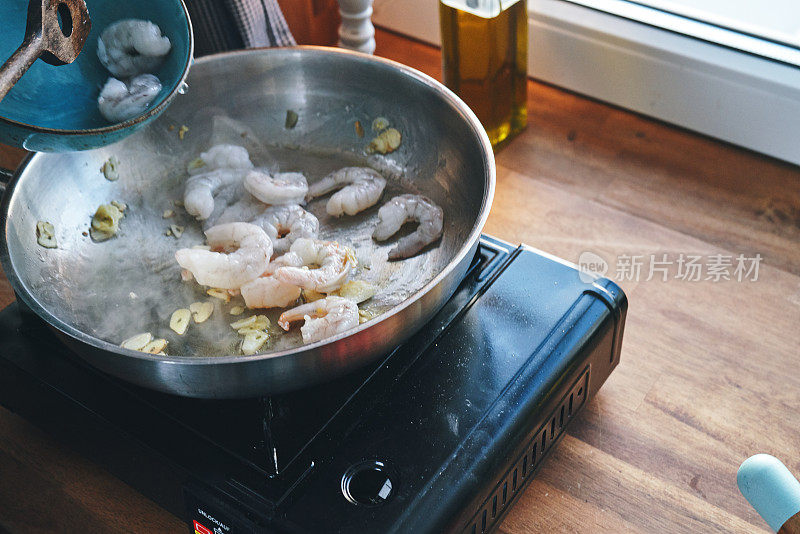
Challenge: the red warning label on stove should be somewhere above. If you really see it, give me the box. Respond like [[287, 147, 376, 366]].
[[193, 520, 212, 534]]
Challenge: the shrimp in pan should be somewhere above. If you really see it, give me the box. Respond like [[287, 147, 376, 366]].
[[278, 296, 359, 344], [204, 193, 265, 230], [184, 169, 250, 220], [241, 275, 301, 309], [307, 167, 386, 216], [251, 204, 319, 255], [97, 19, 171, 78], [189, 144, 253, 175], [272, 238, 356, 293], [240, 251, 305, 309], [373, 194, 444, 259], [263, 251, 304, 275], [175, 223, 272, 289], [244, 170, 308, 205], [208, 201, 319, 254]]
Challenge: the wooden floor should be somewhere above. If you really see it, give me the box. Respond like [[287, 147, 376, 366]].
[[0, 29, 798, 533]]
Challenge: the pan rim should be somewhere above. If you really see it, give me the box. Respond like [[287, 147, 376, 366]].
[[0, 46, 496, 367]]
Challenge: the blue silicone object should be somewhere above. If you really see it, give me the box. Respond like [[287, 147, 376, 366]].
[[738, 454, 800, 532], [0, 0, 192, 151]]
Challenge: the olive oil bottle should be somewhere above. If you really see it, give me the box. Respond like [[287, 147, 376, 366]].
[[440, 0, 528, 148]]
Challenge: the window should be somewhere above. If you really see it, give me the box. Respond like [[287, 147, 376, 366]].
[[373, 0, 800, 164]]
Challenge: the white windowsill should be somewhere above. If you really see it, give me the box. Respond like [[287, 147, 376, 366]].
[[372, 0, 800, 165]]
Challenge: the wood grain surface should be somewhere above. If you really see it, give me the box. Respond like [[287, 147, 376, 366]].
[[276, 0, 341, 46], [0, 28, 798, 533]]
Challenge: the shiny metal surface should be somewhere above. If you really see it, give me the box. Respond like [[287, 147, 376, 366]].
[[0, 47, 494, 398]]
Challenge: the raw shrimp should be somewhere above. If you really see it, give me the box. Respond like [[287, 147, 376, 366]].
[[373, 194, 444, 260], [273, 238, 356, 293], [251, 204, 319, 255], [205, 194, 266, 229], [278, 296, 359, 344], [263, 251, 304, 275], [244, 170, 308, 205], [184, 169, 250, 220], [97, 19, 171, 78], [209, 201, 318, 254], [241, 275, 301, 309], [307, 167, 386, 216], [174, 223, 272, 289], [97, 75, 161, 123], [189, 144, 253, 175]]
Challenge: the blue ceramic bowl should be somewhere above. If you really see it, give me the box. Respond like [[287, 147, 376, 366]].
[[0, 0, 193, 152]]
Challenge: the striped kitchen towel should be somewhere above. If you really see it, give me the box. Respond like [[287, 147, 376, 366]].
[[186, 0, 296, 56]]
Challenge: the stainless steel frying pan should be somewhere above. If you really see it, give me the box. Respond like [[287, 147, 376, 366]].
[[0, 47, 494, 398]]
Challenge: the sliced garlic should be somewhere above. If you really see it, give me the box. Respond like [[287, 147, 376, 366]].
[[187, 157, 205, 171], [35, 220, 57, 249], [229, 306, 245, 316], [230, 315, 257, 330], [189, 301, 214, 323], [285, 109, 298, 129], [251, 315, 270, 330], [142, 338, 168, 354], [162, 209, 175, 219], [170, 224, 184, 238], [101, 156, 120, 181], [369, 127, 401, 154], [241, 331, 269, 355], [236, 327, 262, 336], [336, 280, 377, 304], [90, 203, 124, 241], [372, 117, 389, 132], [358, 309, 378, 324], [170, 308, 191, 335], [207, 288, 231, 302], [231, 314, 270, 333], [302, 289, 325, 303], [120, 332, 152, 350], [110, 200, 127, 212], [178, 125, 189, 140]]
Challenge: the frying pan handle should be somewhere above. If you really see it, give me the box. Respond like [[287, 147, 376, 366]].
[[0, 167, 13, 194]]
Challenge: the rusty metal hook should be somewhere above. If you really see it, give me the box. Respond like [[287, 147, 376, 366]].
[[0, 0, 91, 103]]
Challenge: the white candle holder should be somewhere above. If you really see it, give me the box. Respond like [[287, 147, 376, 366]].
[[337, 0, 376, 54]]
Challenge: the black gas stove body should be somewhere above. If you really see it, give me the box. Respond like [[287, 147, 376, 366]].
[[0, 236, 626, 533]]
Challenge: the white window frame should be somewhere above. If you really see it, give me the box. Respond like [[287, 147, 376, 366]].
[[372, 0, 800, 165]]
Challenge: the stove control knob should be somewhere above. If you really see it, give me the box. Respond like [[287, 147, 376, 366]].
[[341, 460, 396, 506]]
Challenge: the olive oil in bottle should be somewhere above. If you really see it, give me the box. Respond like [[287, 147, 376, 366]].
[[440, 0, 528, 148]]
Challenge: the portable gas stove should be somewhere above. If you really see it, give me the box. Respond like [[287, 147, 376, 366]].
[[0, 235, 626, 533]]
